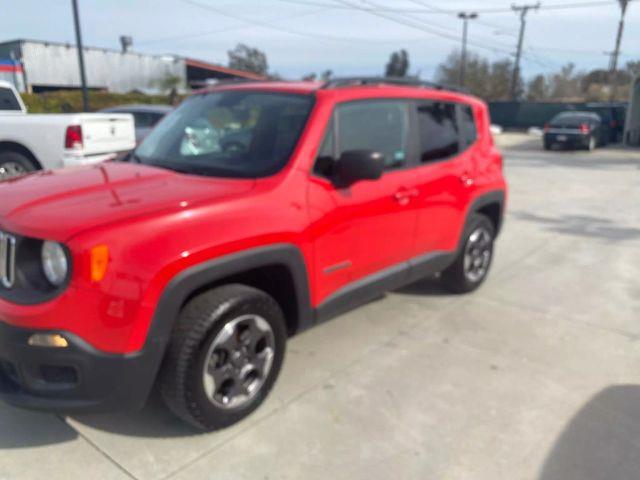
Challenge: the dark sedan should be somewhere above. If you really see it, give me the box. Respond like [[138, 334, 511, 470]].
[[543, 112, 606, 151]]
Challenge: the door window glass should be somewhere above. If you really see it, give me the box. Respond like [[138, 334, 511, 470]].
[[337, 101, 409, 170], [417, 102, 460, 162]]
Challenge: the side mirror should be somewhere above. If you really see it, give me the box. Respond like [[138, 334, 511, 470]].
[[334, 150, 384, 187]]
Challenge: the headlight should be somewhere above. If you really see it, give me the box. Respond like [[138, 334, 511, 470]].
[[41, 241, 68, 287]]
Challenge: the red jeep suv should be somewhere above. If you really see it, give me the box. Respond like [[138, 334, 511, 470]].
[[0, 78, 506, 430]]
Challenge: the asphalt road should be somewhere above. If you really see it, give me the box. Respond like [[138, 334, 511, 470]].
[[2, 135, 640, 480]]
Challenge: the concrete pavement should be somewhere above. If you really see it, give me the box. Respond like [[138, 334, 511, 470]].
[[1, 134, 639, 479]]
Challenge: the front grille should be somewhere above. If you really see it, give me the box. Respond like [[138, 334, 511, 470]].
[[0, 231, 17, 288]]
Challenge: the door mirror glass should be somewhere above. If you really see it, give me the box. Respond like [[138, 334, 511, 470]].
[[334, 150, 384, 187]]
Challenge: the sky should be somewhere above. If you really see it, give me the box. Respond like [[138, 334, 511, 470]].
[[1, 0, 639, 81]]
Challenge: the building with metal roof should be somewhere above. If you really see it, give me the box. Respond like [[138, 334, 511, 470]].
[[0, 38, 263, 94]]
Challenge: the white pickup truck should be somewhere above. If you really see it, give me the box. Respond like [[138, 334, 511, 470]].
[[0, 80, 136, 180]]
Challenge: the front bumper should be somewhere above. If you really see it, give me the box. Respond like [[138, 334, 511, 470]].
[[0, 320, 163, 413]]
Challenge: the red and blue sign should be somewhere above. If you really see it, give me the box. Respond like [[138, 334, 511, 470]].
[[0, 60, 23, 73]]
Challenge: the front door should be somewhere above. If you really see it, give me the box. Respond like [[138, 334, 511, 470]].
[[308, 99, 418, 305]]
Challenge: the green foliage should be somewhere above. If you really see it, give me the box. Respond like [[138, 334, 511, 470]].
[[227, 43, 268, 76], [21, 90, 180, 113], [385, 49, 410, 78]]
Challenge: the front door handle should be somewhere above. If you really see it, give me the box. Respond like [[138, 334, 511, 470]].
[[393, 188, 419, 205]]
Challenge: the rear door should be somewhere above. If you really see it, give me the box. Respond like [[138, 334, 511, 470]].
[[308, 99, 419, 303], [410, 100, 476, 256], [80, 114, 136, 154]]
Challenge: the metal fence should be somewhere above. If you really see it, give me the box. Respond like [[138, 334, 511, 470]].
[[489, 101, 628, 142]]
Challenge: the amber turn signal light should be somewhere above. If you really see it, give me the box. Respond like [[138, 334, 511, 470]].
[[90, 245, 110, 282]]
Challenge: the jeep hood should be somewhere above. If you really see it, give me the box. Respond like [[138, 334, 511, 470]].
[[0, 162, 255, 240]]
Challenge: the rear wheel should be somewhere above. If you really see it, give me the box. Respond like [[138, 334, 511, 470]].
[[160, 284, 287, 431], [441, 214, 495, 294], [0, 151, 36, 181]]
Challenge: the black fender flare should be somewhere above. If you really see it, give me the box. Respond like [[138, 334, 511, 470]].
[[144, 243, 313, 351], [453, 189, 506, 256]]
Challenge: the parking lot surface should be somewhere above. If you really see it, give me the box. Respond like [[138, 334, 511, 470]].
[[1, 134, 640, 480]]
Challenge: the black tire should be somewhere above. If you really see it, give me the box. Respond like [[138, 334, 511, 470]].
[[441, 213, 495, 294], [543, 141, 552, 151], [0, 151, 37, 181], [160, 284, 287, 431]]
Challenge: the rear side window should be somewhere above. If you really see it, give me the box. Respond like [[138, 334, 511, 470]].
[[416, 102, 459, 163], [460, 105, 478, 148], [0, 87, 21, 111], [336, 101, 409, 170]]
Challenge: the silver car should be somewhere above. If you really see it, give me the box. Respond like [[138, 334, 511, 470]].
[[100, 104, 173, 143]]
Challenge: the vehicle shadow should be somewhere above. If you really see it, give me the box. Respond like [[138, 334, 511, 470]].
[[0, 387, 202, 449], [394, 275, 452, 296], [67, 386, 201, 438], [538, 385, 640, 480], [512, 211, 640, 242], [0, 405, 78, 449]]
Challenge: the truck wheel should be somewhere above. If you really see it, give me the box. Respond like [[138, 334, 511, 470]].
[[160, 284, 287, 431], [441, 213, 495, 294], [0, 151, 36, 181]]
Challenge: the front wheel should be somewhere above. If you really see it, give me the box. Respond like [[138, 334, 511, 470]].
[[441, 214, 495, 293], [160, 284, 287, 431]]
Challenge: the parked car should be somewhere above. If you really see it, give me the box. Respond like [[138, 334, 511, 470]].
[[543, 111, 606, 151], [0, 80, 136, 181], [0, 78, 507, 430], [583, 102, 627, 143], [100, 104, 172, 143]]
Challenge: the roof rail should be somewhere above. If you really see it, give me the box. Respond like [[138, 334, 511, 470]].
[[321, 76, 467, 93]]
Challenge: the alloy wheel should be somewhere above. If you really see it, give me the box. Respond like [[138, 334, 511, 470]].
[[463, 227, 493, 283], [202, 314, 275, 410]]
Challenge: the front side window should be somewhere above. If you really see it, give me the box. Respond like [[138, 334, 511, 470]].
[[336, 101, 409, 170], [136, 91, 313, 178], [417, 102, 460, 163], [0, 87, 21, 111]]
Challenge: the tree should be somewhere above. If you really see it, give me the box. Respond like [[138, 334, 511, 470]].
[[227, 43, 268, 76], [547, 63, 584, 101], [526, 74, 548, 101], [626, 60, 640, 78], [435, 50, 516, 101], [385, 49, 410, 77]]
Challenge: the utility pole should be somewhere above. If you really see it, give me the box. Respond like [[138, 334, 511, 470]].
[[609, 0, 630, 101], [510, 2, 540, 100], [71, 0, 89, 112], [458, 12, 478, 88]]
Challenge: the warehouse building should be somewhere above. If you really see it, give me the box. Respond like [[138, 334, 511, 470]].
[[625, 75, 640, 146], [0, 38, 263, 94]]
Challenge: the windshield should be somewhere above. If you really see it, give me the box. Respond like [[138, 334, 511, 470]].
[[135, 91, 314, 178]]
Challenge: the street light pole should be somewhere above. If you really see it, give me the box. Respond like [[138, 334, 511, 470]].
[[71, 0, 89, 112], [458, 12, 478, 88]]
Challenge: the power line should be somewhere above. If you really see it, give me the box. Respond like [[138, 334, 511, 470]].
[[137, 6, 332, 46], [176, 0, 427, 45], [332, 0, 513, 55], [274, 0, 634, 15]]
